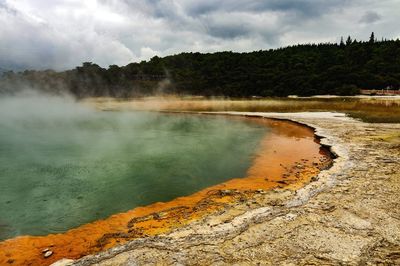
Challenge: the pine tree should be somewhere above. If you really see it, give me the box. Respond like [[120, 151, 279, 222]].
[[346, 36, 352, 46], [369, 32, 375, 43]]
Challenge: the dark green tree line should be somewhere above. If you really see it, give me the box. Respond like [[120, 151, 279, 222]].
[[1, 34, 399, 97]]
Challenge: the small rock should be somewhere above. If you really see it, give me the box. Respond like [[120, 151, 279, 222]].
[[42, 248, 50, 253], [322, 205, 336, 212], [44, 251, 53, 258]]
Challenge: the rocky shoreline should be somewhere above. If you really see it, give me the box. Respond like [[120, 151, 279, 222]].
[[55, 112, 400, 265]]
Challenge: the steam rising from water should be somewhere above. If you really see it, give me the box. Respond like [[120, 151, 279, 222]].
[[0, 92, 268, 239]]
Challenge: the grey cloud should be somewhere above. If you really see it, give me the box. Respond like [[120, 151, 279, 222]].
[[0, 0, 399, 71], [206, 23, 250, 40], [184, 0, 347, 18], [359, 11, 382, 24], [199, 12, 281, 45], [0, 0, 16, 15]]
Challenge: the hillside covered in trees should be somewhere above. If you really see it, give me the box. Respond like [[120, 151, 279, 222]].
[[1, 33, 399, 98]]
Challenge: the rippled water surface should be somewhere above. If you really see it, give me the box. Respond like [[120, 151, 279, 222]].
[[0, 95, 268, 239]]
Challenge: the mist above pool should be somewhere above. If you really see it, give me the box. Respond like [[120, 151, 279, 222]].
[[0, 95, 268, 240]]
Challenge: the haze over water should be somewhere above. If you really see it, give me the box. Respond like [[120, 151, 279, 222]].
[[0, 94, 268, 240]]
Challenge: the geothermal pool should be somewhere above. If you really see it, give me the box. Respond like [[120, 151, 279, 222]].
[[0, 96, 268, 240]]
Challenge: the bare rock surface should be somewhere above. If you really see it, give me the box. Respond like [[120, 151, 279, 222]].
[[59, 112, 400, 266]]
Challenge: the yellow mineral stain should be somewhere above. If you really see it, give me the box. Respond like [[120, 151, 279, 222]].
[[0, 116, 332, 266]]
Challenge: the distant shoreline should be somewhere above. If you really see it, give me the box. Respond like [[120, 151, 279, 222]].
[[85, 96, 400, 123]]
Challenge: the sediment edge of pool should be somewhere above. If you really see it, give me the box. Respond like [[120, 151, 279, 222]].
[[50, 112, 352, 266]]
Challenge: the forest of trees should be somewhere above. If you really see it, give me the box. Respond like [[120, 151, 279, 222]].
[[1, 33, 399, 98]]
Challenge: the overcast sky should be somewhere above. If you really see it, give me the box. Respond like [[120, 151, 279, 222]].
[[1, 0, 399, 71]]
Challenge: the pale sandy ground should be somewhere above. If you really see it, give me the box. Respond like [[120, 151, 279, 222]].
[[53, 112, 400, 266]]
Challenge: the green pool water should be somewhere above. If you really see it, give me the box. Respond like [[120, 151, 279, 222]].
[[0, 95, 269, 240]]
